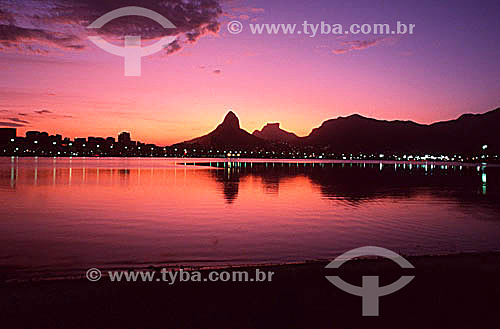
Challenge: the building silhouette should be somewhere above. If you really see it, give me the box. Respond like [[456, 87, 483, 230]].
[[0, 128, 16, 145], [118, 132, 131, 145]]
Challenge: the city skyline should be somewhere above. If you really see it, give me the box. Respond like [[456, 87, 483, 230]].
[[1, 106, 499, 148], [1, 107, 498, 161]]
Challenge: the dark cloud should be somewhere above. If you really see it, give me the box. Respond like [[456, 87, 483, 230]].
[[0, 121, 25, 127], [164, 39, 181, 54], [0, 8, 14, 24], [0, 24, 84, 52], [0, 0, 223, 54], [7, 117, 29, 124], [212, 69, 221, 74]]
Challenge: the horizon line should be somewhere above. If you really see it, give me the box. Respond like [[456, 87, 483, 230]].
[[1, 106, 499, 147]]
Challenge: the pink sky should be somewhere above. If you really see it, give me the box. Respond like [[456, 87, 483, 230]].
[[1, 0, 499, 145]]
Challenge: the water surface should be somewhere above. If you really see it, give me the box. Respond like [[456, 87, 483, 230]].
[[1, 157, 499, 280]]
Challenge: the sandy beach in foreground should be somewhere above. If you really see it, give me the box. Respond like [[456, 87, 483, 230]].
[[2, 252, 500, 329]]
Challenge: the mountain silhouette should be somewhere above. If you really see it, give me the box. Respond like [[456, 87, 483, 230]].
[[252, 123, 300, 143], [304, 108, 500, 153], [183, 111, 264, 148], [304, 114, 424, 153], [425, 109, 500, 153], [180, 108, 500, 154]]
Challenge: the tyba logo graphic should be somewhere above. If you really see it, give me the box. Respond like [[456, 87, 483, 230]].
[[325, 246, 415, 316], [87, 6, 176, 76]]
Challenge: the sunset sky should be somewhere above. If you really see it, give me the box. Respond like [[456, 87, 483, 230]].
[[1, 0, 499, 145]]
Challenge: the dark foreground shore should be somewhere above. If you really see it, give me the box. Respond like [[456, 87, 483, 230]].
[[2, 253, 500, 329]]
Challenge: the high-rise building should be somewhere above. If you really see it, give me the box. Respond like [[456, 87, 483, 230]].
[[118, 132, 131, 144], [25, 131, 41, 140], [0, 128, 16, 145]]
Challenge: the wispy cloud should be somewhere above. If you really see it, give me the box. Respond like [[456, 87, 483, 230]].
[[332, 38, 390, 55], [0, 109, 71, 126], [34, 109, 52, 114], [225, 5, 264, 22], [230, 7, 265, 13], [0, 121, 25, 127], [7, 117, 29, 124]]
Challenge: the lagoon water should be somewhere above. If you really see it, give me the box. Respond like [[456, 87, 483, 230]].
[[1, 157, 499, 280]]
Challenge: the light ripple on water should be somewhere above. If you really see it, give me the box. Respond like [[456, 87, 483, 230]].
[[0, 157, 499, 279]]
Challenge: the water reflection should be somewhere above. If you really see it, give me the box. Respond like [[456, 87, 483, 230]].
[[1, 158, 500, 280], [197, 161, 498, 207], [1, 159, 498, 206], [212, 165, 240, 204]]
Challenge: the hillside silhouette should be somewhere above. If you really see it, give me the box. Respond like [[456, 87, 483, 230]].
[[179, 108, 500, 154], [182, 111, 264, 148]]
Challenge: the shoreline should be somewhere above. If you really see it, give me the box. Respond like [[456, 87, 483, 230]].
[[2, 156, 500, 167], [4, 250, 500, 283], [2, 252, 500, 328]]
